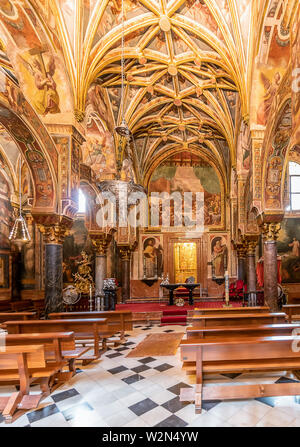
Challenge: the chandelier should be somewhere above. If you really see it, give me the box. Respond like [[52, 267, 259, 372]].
[[115, 0, 132, 140], [9, 157, 31, 248]]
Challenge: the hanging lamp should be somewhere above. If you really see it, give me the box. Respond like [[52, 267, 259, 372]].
[[115, 0, 132, 139], [9, 157, 31, 249]]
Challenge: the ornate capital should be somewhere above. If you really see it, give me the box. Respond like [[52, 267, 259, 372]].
[[244, 235, 259, 255], [118, 246, 132, 260], [260, 222, 281, 242], [90, 232, 112, 255], [39, 223, 70, 244], [234, 241, 247, 258], [35, 215, 73, 244]]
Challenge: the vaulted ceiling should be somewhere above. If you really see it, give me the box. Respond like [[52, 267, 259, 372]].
[[0, 0, 297, 185]]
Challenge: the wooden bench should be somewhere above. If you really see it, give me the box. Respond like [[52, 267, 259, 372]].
[[49, 311, 133, 342], [4, 332, 90, 375], [0, 312, 36, 323], [193, 306, 270, 315], [0, 300, 12, 312], [3, 318, 109, 364], [283, 305, 300, 323], [192, 312, 287, 327], [10, 300, 33, 312], [32, 299, 45, 319], [179, 335, 300, 413], [186, 323, 300, 339], [0, 344, 64, 423]]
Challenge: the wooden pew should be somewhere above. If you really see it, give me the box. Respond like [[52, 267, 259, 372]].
[[186, 323, 300, 339], [283, 304, 300, 323], [0, 312, 36, 323], [32, 299, 45, 319], [0, 344, 64, 423], [49, 310, 133, 342], [192, 312, 287, 327], [4, 332, 90, 375], [193, 306, 270, 315], [179, 335, 300, 413], [3, 318, 109, 364], [0, 300, 12, 312], [10, 300, 33, 312]]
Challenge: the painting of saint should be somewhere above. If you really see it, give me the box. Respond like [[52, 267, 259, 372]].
[[277, 219, 300, 283], [211, 236, 227, 277], [142, 236, 163, 279]]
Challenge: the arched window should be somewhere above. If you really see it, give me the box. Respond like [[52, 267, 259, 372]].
[[78, 189, 86, 213], [289, 161, 300, 210]]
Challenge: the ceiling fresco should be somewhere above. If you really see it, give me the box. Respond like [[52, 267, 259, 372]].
[[0, 0, 298, 190]]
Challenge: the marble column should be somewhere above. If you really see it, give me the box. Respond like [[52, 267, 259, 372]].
[[261, 223, 281, 312], [236, 242, 247, 282], [245, 237, 258, 293], [90, 233, 112, 294], [39, 222, 71, 317], [118, 246, 131, 303]]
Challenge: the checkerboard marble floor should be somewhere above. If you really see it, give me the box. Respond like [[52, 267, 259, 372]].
[[2, 324, 300, 427]]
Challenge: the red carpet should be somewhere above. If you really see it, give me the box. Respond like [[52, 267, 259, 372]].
[[161, 309, 188, 325], [116, 301, 242, 313]]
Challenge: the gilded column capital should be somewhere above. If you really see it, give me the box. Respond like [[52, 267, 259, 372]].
[[234, 241, 247, 258], [38, 223, 70, 244], [244, 235, 259, 255], [260, 222, 281, 242], [118, 245, 132, 261], [90, 232, 112, 255]]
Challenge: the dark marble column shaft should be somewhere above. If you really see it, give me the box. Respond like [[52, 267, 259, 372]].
[[121, 258, 130, 303], [264, 241, 278, 312], [45, 243, 64, 316], [247, 253, 257, 292], [237, 256, 246, 282]]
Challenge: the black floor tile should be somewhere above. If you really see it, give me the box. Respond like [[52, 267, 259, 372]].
[[154, 363, 174, 372], [167, 382, 192, 396], [202, 400, 221, 411], [52, 388, 80, 403], [107, 365, 129, 375], [162, 396, 189, 413], [114, 346, 130, 352], [138, 357, 156, 364], [221, 373, 241, 380], [155, 415, 188, 427], [131, 365, 151, 374], [62, 402, 94, 421], [141, 327, 152, 331], [27, 404, 59, 424], [122, 374, 145, 385], [163, 330, 175, 333], [129, 398, 158, 416], [275, 377, 299, 384], [106, 352, 123, 359], [124, 342, 136, 346]]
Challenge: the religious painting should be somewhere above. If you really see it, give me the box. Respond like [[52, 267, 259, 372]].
[[62, 219, 94, 286], [148, 152, 223, 229], [0, 196, 13, 250], [291, 6, 300, 143], [277, 218, 300, 283], [211, 236, 228, 278], [142, 235, 163, 280]]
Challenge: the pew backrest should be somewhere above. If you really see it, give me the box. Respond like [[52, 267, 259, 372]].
[[48, 311, 132, 332], [192, 312, 287, 327], [193, 306, 270, 315], [186, 323, 300, 339]]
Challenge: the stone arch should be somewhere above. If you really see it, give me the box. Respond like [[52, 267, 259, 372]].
[[0, 73, 58, 212]]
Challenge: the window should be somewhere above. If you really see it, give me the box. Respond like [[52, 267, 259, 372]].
[[78, 189, 86, 213], [289, 162, 300, 211]]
